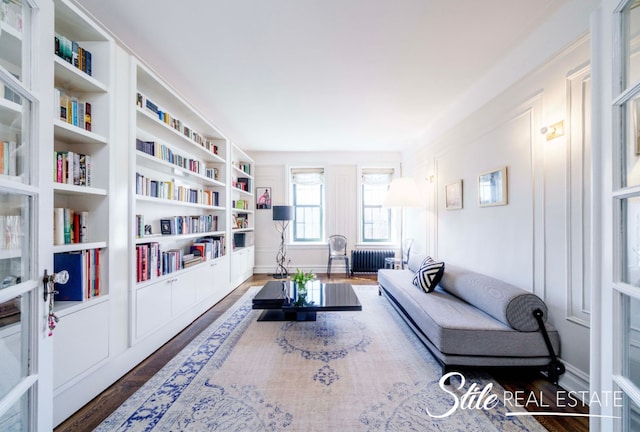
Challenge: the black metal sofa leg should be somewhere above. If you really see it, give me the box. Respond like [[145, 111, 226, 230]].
[[532, 308, 565, 385]]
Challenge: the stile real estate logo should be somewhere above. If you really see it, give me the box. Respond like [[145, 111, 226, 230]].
[[427, 372, 623, 420]]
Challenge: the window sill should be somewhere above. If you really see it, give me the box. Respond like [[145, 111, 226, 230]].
[[355, 243, 398, 248]]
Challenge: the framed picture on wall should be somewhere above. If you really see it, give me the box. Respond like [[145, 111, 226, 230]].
[[256, 186, 272, 209], [444, 180, 463, 210], [478, 167, 508, 207], [635, 98, 640, 155]]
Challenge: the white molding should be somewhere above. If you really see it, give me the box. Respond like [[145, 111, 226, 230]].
[[559, 360, 591, 395], [565, 63, 593, 327]]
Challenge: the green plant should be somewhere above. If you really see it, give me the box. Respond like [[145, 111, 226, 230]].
[[292, 268, 315, 287]]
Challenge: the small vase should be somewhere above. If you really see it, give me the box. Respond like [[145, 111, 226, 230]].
[[294, 282, 307, 306]]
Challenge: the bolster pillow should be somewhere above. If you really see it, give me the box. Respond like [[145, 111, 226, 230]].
[[438, 265, 547, 332]]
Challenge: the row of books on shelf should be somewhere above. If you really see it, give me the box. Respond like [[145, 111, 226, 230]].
[[53, 249, 101, 301], [159, 214, 219, 235], [55, 88, 92, 131], [135, 236, 224, 282], [0, 215, 21, 250], [0, 141, 18, 176], [232, 231, 252, 249], [54, 150, 92, 186], [234, 161, 251, 175], [135, 172, 219, 206], [136, 92, 219, 155], [136, 139, 220, 181], [54, 33, 92, 76], [233, 199, 249, 210], [1, 1, 22, 33], [232, 177, 250, 191], [54, 208, 88, 245], [232, 213, 249, 229], [134, 214, 219, 238]]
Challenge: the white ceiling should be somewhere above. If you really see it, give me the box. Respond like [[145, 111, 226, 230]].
[[74, 0, 566, 153]]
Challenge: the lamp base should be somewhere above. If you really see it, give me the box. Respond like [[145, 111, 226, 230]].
[[272, 272, 288, 279]]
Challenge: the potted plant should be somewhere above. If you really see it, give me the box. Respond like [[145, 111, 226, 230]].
[[292, 268, 315, 306]]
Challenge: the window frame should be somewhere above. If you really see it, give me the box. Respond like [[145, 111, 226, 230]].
[[289, 167, 325, 243], [357, 165, 398, 245]]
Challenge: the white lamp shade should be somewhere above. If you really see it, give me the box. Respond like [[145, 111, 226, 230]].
[[383, 177, 422, 208]]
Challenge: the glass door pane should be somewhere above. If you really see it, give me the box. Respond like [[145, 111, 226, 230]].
[[0, 191, 29, 285], [0, 76, 29, 184], [0, 0, 25, 85], [626, 0, 640, 87], [0, 191, 33, 431]]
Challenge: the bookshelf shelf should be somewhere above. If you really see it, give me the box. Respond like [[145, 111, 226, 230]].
[[135, 231, 225, 244], [54, 56, 108, 93], [232, 187, 253, 197], [55, 294, 110, 317], [136, 108, 225, 163], [232, 208, 254, 214], [54, 119, 108, 145], [53, 242, 107, 253], [54, 183, 108, 196], [135, 194, 224, 210], [232, 227, 254, 233], [135, 151, 225, 187], [232, 164, 253, 179]]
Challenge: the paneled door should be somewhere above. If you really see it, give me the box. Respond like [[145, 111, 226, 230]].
[[0, 0, 54, 430]]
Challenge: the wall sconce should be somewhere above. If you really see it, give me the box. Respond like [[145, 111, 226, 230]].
[[541, 121, 565, 141]]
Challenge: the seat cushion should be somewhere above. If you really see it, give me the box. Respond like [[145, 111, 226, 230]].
[[378, 269, 560, 358]]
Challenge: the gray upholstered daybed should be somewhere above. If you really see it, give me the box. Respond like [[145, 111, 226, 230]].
[[377, 254, 564, 383]]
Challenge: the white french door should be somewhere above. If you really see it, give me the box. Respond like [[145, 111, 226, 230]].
[[611, 1, 640, 430], [0, 0, 54, 431]]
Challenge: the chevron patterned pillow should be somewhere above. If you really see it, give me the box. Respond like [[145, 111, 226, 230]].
[[412, 257, 445, 293]]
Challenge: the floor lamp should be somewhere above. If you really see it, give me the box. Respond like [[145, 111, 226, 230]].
[[383, 177, 421, 269], [273, 205, 294, 279]]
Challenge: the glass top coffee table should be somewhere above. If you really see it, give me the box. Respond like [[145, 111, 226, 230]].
[[252, 280, 362, 321]]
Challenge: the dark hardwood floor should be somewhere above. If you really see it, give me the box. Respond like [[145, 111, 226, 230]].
[[55, 274, 588, 432]]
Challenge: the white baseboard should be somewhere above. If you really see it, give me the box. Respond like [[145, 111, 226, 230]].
[[558, 360, 589, 394]]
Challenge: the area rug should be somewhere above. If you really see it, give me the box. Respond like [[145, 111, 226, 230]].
[[95, 286, 545, 431]]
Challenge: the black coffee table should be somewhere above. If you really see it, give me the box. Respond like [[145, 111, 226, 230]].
[[252, 280, 362, 321]]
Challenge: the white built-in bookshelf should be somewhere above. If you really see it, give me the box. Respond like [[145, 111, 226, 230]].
[[0, 1, 258, 426], [230, 144, 255, 286], [50, 0, 114, 422], [130, 59, 231, 344]]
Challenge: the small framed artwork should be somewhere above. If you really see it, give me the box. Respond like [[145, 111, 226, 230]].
[[256, 186, 272, 209], [444, 180, 463, 210], [478, 167, 508, 207], [635, 98, 640, 155]]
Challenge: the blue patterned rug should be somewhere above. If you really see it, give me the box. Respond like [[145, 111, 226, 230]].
[[95, 286, 545, 431]]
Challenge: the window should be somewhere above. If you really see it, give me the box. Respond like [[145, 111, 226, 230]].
[[291, 168, 324, 242], [361, 168, 393, 242]]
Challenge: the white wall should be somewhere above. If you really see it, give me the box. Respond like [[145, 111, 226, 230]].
[[402, 14, 594, 392], [251, 151, 401, 275]]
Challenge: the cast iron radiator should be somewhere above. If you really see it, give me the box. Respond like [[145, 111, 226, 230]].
[[350, 249, 395, 275]]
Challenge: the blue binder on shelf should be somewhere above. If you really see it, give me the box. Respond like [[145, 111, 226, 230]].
[[54, 252, 86, 301]]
